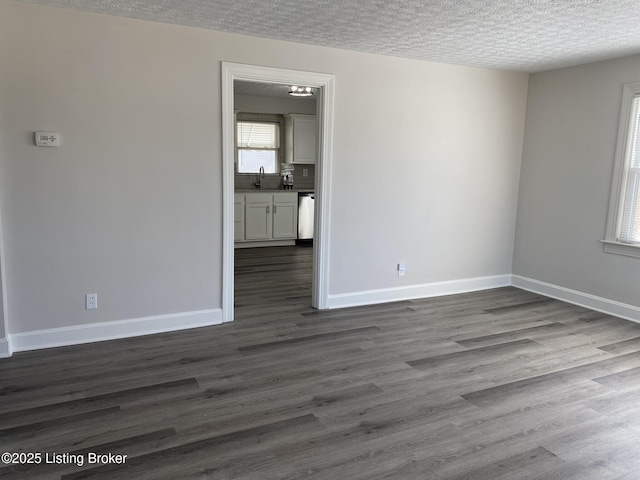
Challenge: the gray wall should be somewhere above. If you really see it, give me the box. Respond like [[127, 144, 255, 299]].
[[0, 1, 528, 339], [0, 210, 6, 345], [513, 53, 640, 308], [0, 84, 6, 344], [234, 94, 316, 115], [1, 2, 222, 334]]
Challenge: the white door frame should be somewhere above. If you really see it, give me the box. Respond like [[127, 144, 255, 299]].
[[221, 62, 335, 322], [0, 211, 9, 357]]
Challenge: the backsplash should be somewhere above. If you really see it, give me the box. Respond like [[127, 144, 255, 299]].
[[235, 164, 315, 191], [293, 164, 315, 190]]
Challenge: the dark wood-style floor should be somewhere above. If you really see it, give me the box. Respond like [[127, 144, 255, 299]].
[[2, 245, 640, 479]]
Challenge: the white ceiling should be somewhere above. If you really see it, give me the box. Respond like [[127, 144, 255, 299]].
[[16, 0, 640, 72]]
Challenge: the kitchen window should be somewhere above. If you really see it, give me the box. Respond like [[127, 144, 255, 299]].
[[604, 81, 640, 258], [236, 121, 279, 174]]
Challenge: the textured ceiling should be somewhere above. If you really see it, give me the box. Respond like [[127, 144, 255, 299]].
[[15, 0, 640, 72]]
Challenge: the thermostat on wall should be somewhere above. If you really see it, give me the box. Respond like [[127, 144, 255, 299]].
[[35, 131, 60, 147]]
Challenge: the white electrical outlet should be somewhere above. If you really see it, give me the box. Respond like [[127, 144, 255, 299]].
[[303, 168, 309, 177], [397, 263, 407, 277], [86, 293, 98, 310]]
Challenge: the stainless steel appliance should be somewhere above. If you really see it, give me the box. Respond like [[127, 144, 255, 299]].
[[297, 192, 314, 245]]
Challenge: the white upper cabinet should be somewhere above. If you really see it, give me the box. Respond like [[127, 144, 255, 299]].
[[286, 114, 317, 164]]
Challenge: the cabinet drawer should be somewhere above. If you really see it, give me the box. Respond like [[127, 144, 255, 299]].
[[245, 193, 271, 204], [273, 193, 296, 204]]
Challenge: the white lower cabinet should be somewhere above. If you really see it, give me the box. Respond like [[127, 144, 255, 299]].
[[244, 194, 272, 240], [234, 194, 245, 241], [236, 192, 297, 243], [272, 193, 298, 239]]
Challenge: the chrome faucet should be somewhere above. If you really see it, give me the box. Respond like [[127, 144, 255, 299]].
[[256, 166, 265, 189]]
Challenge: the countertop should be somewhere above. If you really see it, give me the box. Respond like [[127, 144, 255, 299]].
[[235, 189, 314, 193]]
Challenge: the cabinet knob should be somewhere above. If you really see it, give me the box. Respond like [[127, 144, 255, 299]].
[[274, 205, 277, 214]]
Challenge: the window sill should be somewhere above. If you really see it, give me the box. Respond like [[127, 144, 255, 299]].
[[602, 240, 640, 259]]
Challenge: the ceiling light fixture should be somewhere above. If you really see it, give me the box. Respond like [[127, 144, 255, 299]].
[[289, 85, 313, 97]]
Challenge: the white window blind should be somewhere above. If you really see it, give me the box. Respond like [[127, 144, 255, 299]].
[[236, 121, 279, 174], [237, 122, 279, 149], [617, 95, 640, 244]]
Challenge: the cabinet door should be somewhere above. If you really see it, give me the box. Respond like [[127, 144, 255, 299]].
[[233, 203, 244, 242], [245, 201, 272, 240], [234, 198, 245, 241], [272, 201, 298, 239], [293, 115, 317, 164]]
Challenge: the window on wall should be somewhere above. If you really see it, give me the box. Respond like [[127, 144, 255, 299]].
[[604, 82, 640, 258], [236, 121, 279, 174]]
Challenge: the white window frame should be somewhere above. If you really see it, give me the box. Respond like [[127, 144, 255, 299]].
[[603, 81, 640, 259], [236, 120, 280, 174]]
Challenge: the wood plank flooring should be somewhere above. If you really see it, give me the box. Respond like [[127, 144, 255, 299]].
[[2, 245, 640, 478]]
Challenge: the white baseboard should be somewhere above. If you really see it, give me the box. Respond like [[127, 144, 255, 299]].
[[8, 309, 223, 354], [511, 275, 640, 324], [0, 337, 11, 358], [235, 240, 295, 249], [6, 275, 637, 356], [326, 274, 512, 309]]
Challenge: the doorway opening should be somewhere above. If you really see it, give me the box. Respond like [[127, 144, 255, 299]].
[[221, 63, 335, 322]]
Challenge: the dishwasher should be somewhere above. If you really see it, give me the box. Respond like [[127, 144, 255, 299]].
[[297, 192, 314, 245]]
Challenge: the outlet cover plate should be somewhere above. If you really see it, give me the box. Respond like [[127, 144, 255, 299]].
[[86, 293, 98, 310]]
